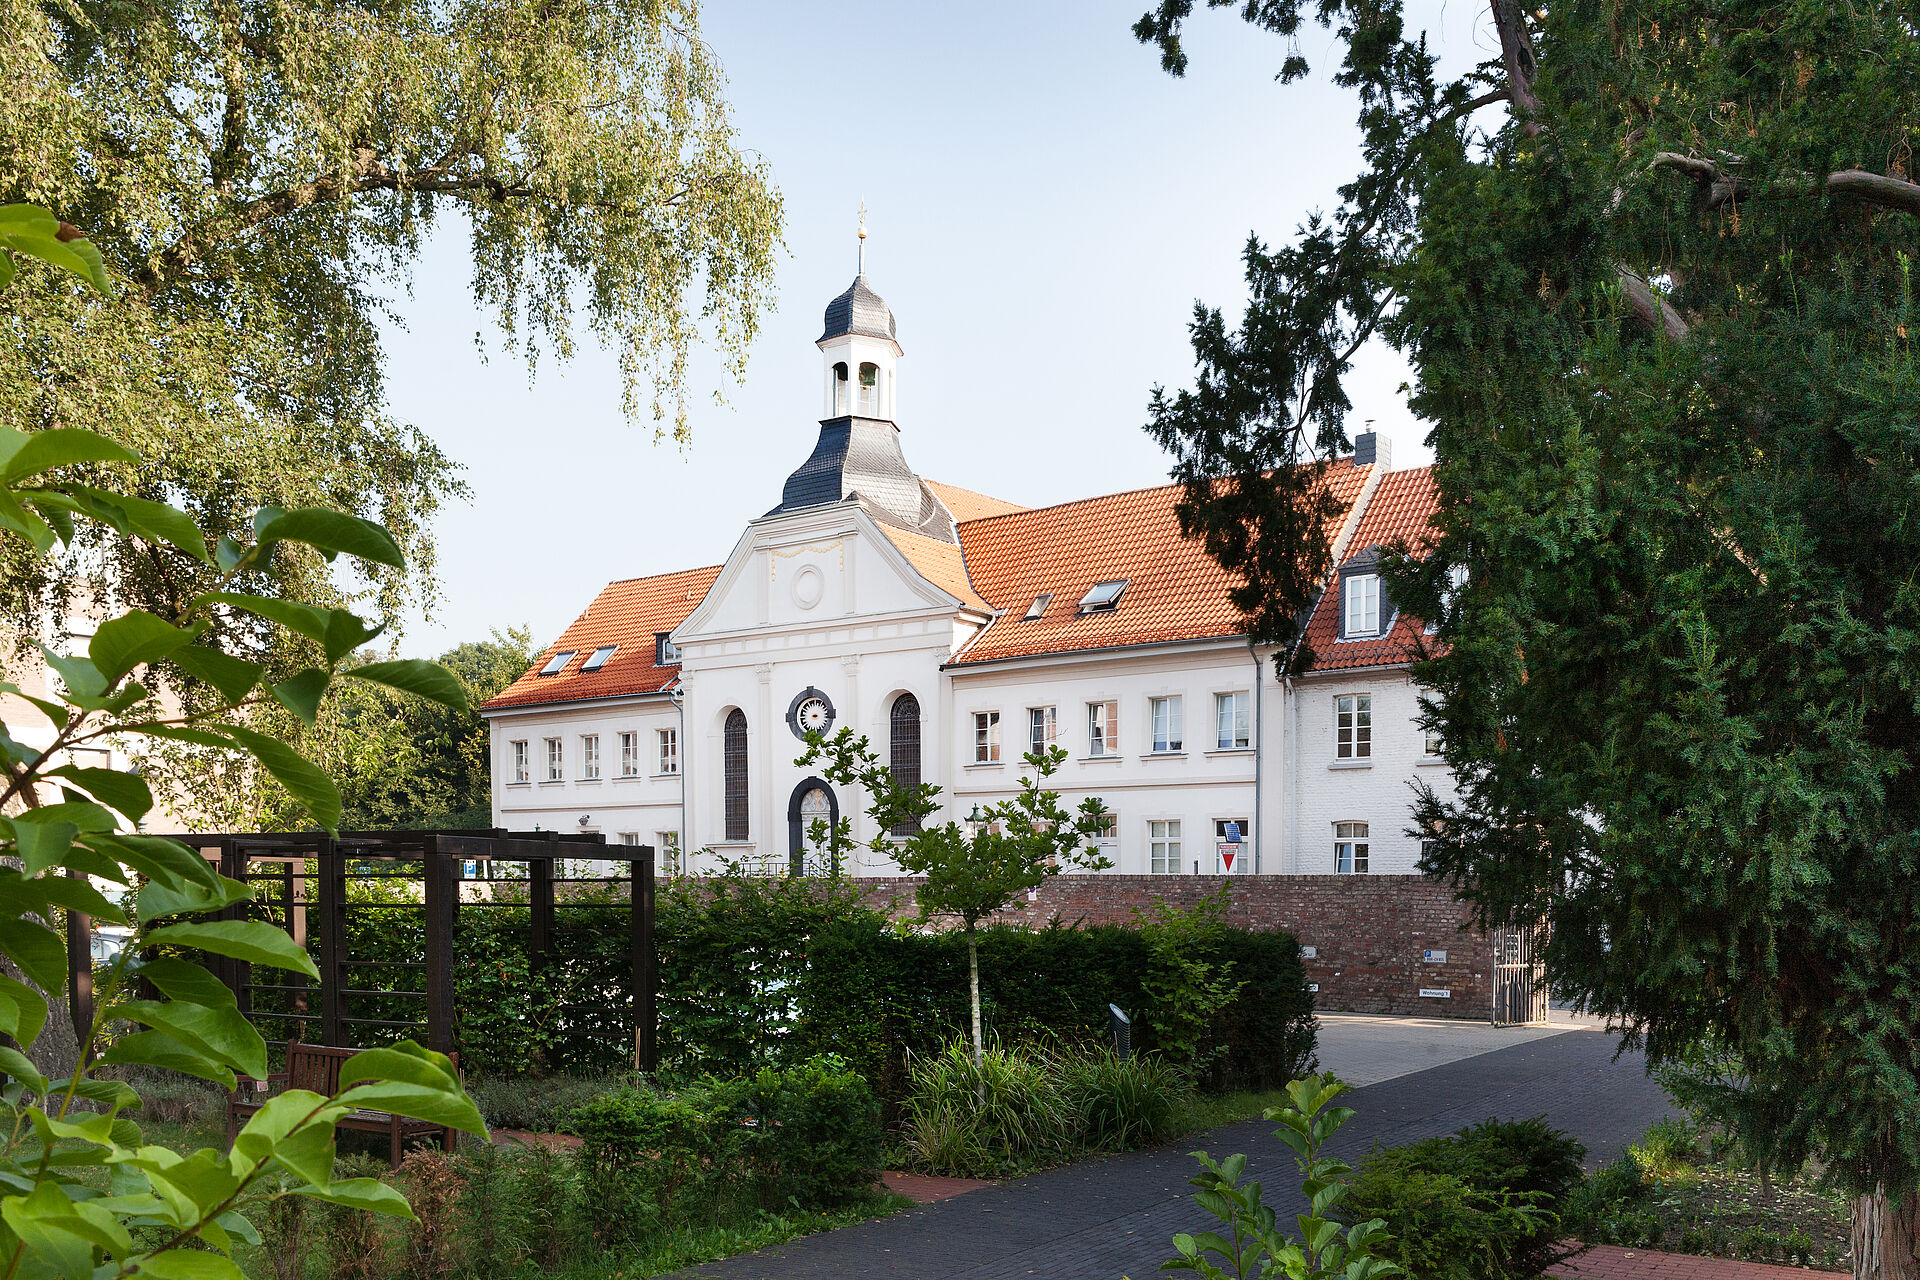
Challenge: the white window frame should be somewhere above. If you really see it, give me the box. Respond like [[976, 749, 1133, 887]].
[[1343, 574, 1380, 637], [1215, 691, 1251, 749], [619, 731, 640, 777], [545, 737, 563, 781], [1028, 706, 1057, 758], [656, 831, 682, 874], [973, 711, 1001, 763], [658, 727, 679, 775], [511, 740, 529, 784], [1149, 819, 1183, 875], [581, 644, 617, 672], [1335, 694, 1372, 759], [580, 734, 600, 780], [1149, 695, 1184, 753], [1335, 821, 1370, 874], [1215, 817, 1251, 874], [1423, 727, 1444, 758], [1088, 700, 1119, 757]]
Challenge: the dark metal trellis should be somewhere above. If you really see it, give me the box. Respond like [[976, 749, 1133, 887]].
[[72, 831, 657, 1071]]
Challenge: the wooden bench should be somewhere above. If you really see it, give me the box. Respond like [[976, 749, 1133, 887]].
[[227, 1043, 461, 1168]]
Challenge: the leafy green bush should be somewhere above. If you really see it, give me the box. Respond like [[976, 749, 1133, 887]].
[[1561, 1154, 1666, 1247], [1345, 1117, 1584, 1280], [569, 1085, 701, 1243], [696, 1053, 885, 1209]]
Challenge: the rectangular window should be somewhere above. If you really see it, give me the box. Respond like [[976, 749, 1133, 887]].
[[511, 740, 529, 784], [1336, 821, 1370, 874], [1023, 594, 1052, 620], [973, 711, 1001, 763], [1028, 706, 1058, 757], [545, 737, 563, 781], [1078, 579, 1129, 613], [1150, 819, 1183, 874], [1215, 691, 1251, 749], [617, 832, 639, 845], [658, 727, 679, 775], [581, 644, 617, 672], [1424, 728, 1444, 757], [1343, 574, 1380, 637], [1094, 812, 1117, 842], [1149, 695, 1184, 752], [539, 650, 577, 676], [619, 731, 640, 777], [657, 831, 682, 874], [580, 734, 600, 779], [1088, 700, 1119, 757], [656, 632, 682, 665], [1335, 694, 1372, 759]]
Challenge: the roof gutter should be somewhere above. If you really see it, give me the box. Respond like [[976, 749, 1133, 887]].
[[942, 633, 1250, 672], [479, 687, 677, 719]]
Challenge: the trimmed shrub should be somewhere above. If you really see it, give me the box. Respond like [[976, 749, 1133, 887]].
[[569, 1086, 700, 1243], [1345, 1117, 1586, 1280], [694, 1054, 885, 1210]]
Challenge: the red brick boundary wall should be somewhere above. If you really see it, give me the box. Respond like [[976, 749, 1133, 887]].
[[838, 874, 1493, 1021]]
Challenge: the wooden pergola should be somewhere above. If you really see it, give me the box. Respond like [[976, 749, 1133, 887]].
[[71, 830, 658, 1072]]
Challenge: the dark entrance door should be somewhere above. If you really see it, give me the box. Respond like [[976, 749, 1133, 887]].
[[786, 777, 838, 875]]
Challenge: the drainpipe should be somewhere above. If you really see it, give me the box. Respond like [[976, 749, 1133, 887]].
[[669, 684, 688, 870], [1250, 640, 1264, 875]]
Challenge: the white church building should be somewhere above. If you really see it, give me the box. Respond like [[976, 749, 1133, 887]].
[[481, 265, 1453, 879]]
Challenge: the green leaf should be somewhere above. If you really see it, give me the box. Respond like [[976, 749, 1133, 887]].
[[337, 1043, 461, 1092], [97, 1031, 234, 1088], [0, 429, 136, 483], [0, 918, 66, 992], [40, 646, 106, 700], [194, 593, 332, 646], [0, 485, 56, 554], [138, 957, 241, 1009], [2, 1181, 132, 1276], [219, 725, 340, 831], [65, 486, 210, 563], [125, 723, 235, 750], [168, 646, 264, 704], [89, 611, 198, 683], [253, 507, 405, 568], [343, 659, 469, 711], [44, 765, 152, 824], [85, 834, 221, 893], [338, 1081, 487, 1136], [136, 874, 250, 924], [0, 869, 127, 926], [230, 1091, 346, 1177], [0, 974, 49, 1047], [267, 1117, 338, 1187], [131, 1249, 247, 1280], [294, 1176, 416, 1218], [117, 999, 266, 1079], [271, 669, 329, 726], [0, 1047, 49, 1098], [321, 609, 385, 664], [7, 817, 76, 876], [144, 920, 320, 979]]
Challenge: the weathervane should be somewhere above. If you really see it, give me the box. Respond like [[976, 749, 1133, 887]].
[[857, 201, 868, 274]]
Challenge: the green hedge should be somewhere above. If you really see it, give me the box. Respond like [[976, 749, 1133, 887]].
[[791, 918, 1315, 1101], [249, 874, 1316, 1096]]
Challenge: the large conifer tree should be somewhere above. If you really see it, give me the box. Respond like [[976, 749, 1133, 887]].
[[1135, 4, 1920, 1274]]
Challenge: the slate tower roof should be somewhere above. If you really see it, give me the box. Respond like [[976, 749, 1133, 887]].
[[819, 274, 899, 344]]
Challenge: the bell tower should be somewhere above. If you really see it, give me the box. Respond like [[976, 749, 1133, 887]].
[[817, 208, 901, 421]]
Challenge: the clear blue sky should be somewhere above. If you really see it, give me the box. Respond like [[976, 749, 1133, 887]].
[[382, 0, 1492, 656]]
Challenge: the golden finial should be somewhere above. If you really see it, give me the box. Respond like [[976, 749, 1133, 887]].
[[857, 201, 868, 273]]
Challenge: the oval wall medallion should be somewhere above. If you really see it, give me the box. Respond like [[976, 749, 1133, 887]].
[[791, 564, 825, 609]]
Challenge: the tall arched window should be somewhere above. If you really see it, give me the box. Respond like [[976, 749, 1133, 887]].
[[889, 693, 922, 835], [723, 709, 749, 841], [831, 361, 849, 415], [858, 362, 880, 416]]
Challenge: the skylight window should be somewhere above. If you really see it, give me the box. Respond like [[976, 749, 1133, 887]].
[[538, 650, 578, 676], [581, 645, 617, 672], [1023, 593, 1052, 621], [1078, 580, 1129, 614]]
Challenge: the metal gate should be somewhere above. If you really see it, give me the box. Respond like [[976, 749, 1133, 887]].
[[1490, 918, 1550, 1025]]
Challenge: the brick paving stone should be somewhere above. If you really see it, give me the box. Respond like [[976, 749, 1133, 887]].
[[669, 1027, 1675, 1280], [1552, 1244, 1845, 1280]]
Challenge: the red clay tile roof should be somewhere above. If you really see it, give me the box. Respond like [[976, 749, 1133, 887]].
[[949, 460, 1374, 666], [925, 480, 1027, 524], [480, 565, 721, 711], [879, 525, 992, 611], [1298, 466, 1439, 672]]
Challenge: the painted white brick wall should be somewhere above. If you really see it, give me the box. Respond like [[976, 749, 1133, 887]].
[[1286, 669, 1455, 875]]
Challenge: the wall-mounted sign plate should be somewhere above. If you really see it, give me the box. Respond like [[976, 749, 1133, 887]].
[[1422, 948, 1448, 964], [1307, 983, 1320, 993], [1301, 945, 1318, 958], [1419, 988, 1451, 999]]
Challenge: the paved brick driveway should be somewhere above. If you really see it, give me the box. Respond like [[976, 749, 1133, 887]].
[[673, 1027, 1672, 1280]]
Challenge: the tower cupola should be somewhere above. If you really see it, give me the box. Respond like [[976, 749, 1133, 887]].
[[817, 216, 901, 420]]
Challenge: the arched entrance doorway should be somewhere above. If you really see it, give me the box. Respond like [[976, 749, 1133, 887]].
[[786, 777, 839, 876]]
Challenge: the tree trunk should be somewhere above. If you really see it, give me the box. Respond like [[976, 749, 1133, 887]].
[[1854, 1187, 1920, 1280], [967, 926, 983, 1067]]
